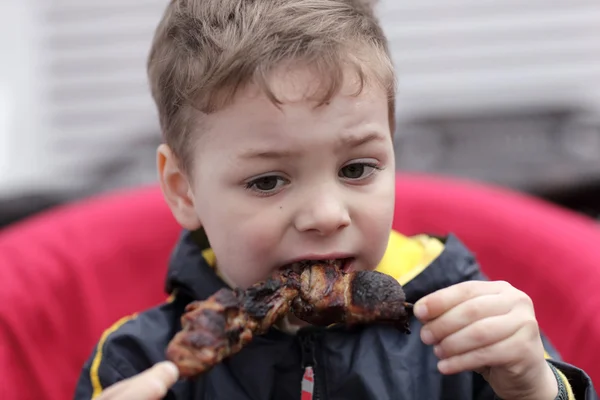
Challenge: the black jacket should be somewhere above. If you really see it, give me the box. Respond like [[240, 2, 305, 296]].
[[74, 230, 597, 399]]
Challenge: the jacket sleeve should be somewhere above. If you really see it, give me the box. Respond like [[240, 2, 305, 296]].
[[73, 337, 145, 400], [73, 349, 125, 399], [473, 355, 598, 400], [72, 315, 149, 400], [541, 334, 598, 400]]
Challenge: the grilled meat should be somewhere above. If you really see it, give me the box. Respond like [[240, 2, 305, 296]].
[[166, 262, 412, 378], [291, 265, 412, 333], [166, 271, 299, 378]]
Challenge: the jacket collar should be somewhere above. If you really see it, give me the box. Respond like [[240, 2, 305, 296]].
[[165, 229, 227, 301], [402, 234, 480, 303]]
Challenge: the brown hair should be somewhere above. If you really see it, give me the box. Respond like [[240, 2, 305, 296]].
[[148, 0, 395, 169]]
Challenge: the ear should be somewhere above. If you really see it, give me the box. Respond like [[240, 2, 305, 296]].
[[157, 144, 202, 230]]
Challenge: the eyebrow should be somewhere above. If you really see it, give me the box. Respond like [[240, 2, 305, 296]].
[[239, 132, 385, 160], [239, 148, 299, 160], [337, 131, 386, 148]]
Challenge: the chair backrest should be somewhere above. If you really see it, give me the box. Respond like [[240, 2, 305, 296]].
[[0, 175, 598, 400], [0, 186, 181, 400]]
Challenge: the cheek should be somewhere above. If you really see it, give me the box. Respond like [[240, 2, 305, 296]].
[[356, 173, 396, 265], [362, 203, 394, 252], [198, 200, 287, 288], [361, 170, 395, 223], [229, 214, 285, 259]]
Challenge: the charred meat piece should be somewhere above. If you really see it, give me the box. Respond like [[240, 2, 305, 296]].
[[166, 262, 412, 379], [165, 289, 255, 378], [292, 263, 413, 333], [166, 272, 299, 378], [240, 268, 301, 333]]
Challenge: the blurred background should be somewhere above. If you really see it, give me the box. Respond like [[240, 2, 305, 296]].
[[1, 0, 600, 227]]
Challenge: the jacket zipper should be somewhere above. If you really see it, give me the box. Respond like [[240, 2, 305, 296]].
[[299, 332, 323, 400]]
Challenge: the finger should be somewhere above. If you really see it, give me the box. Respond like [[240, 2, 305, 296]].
[[433, 312, 522, 359], [122, 361, 179, 400], [420, 293, 511, 345], [97, 380, 129, 399], [414, 280, 510, 322], [436, 321, 540, 375], [98, 361, 179, 400]]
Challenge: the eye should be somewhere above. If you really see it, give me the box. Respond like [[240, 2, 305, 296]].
[[245, 175, 288, 195], [339, 161, 381, 181]]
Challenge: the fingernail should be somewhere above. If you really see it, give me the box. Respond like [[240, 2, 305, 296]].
[[159, 361, 179, 380], [414, 303, 428, 320], [420, 328, 434, 345], [433, 345, 444, 358], [438, 360, 450, 374]]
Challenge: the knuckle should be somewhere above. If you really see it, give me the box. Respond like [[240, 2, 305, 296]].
[[463, 302, 482, 322], [437, 340, 452, 357], [425, 323, 442, 343], [472, 345, 493, 366], [522, 317, 540, 336], [464, 280, 480, 295], [455, 282, 473, 299], [513, 333, 529, 354], [505, 357, 529, 376], [495, 280, 513, 291], [470, 324, 490, 345], [514, 324, 539, 356], [517, 291, 534, 307], [510, 339, 537, 374]]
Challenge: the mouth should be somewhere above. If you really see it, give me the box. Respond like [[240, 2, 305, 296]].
[[285, 257, 355, 272]]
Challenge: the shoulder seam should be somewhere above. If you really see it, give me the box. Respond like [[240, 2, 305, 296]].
[[90, 314, 138, 399]]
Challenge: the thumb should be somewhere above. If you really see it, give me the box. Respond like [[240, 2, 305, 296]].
[[100, 361, 180, 400], [148, 361, 179, 384], [138, 361, 180, 397]]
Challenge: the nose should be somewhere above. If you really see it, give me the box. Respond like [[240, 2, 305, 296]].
[[294, 189, 351, 236]]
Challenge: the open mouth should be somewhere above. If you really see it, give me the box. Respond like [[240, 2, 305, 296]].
[[288, 258, 355, 272]]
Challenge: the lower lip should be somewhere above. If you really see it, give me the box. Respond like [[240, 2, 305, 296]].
[[282, 258, 356, 271], [342, 258, 355, 272]]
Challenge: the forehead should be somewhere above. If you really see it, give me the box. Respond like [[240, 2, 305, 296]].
[[197, 65, 390, 150]]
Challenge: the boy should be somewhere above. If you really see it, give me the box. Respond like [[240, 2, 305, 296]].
[[74, 0, 597, 399]]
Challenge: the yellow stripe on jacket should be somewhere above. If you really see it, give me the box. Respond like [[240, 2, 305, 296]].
[[90, 314, 138, 398]]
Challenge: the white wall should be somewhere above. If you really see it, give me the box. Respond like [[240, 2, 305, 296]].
[[0, 0, 599, 196], [378, 0, 600, 119], [0, 1, 44, 196]]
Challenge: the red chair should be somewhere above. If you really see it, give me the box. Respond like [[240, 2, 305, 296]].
[[0, 174, 599, 400], [0, 186, 181, 400]]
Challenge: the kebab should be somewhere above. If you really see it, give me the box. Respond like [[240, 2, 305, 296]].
[[165, 268, 301, 378], [290, 260, 413, 332], [166, 262, 413, 378]]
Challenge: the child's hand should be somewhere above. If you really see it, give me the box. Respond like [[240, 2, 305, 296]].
[[97, 361, 179, 400], [414, 280, 559, 400]]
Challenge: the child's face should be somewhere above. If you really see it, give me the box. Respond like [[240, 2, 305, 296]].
[[160, 66, 396, 289]]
